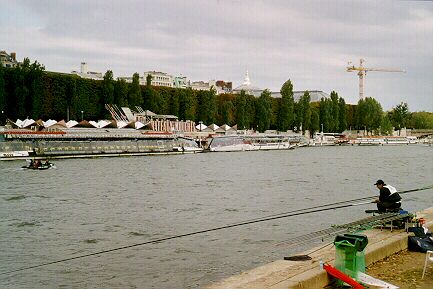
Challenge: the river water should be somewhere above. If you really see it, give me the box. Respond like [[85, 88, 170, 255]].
[[0, 145, 432, 289]]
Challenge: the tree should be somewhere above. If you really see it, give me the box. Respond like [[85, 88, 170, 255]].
[[338, 97, 347, 132], [355, 97, 383, 133], [128, 73, 142, 107], [114, 78, 128, 107], [389, 102, 410, 134], [169, 89, 181, 117], [298, 91, 311, 132], [329, 91, 339, 132], [28, 61, 45, 119], [278, 80, 295, 131], [179, 87, 196, 121], [319, 97, 332, 132], [221, 100, 234, 125], [102, 70, 115, 107], [197, 88, 217, 124], [235, 90, 247, 129], [310, 108, 320, 136], [256, 89, 272, 132], [408, 112, 433, 129], [380, 113, 393, 135], [0, 66, 6, 123]]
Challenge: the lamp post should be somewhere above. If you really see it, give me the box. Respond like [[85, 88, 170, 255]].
[[321, 123, 324, 133], [81, 110, 84, 121]]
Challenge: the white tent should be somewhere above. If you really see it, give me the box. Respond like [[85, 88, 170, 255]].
[[89, 120, 111, 129], [42, 119, 58, 128], [66, 120, 79, 128], [15, 118, 36, 128], [195, 123, 208, 131]]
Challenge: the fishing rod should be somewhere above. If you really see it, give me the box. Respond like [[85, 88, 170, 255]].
[[231, 185, 433, 225], [2, 185, 432, 276]]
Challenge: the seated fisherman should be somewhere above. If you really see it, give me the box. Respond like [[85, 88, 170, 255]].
[[373, 179, 402, 213]]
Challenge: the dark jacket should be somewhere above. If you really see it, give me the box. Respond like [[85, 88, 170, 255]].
[[379, 185, 401, 203]]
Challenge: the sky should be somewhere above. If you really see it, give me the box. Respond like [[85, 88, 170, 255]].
[[1, 0, 432, 111]]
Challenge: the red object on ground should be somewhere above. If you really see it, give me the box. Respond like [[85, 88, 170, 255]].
[[323, 264, 364, 289]]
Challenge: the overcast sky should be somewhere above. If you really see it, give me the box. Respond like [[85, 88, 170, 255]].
[[1, 0, 432, 111]]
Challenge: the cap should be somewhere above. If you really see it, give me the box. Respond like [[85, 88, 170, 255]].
[[374, 179, 385, 185]]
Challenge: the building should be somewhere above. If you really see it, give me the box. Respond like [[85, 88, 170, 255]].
[[117, 76, 146, 86], [144, 71, 173, 88], [215, 80, 232, 94], [0, 51, 19, 68], [232, 71, 264, 97], [173, 76, 188, 89], [190, 79, 233, 94], [71, 62, 103, 80], [190, 81, 211, 91], [270, 90, 330, 102]]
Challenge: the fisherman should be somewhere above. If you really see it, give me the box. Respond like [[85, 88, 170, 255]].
[[373, 180, 402, 213]]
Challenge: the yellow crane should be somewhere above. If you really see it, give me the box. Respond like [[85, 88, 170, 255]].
[[346, 59, 404, 100]]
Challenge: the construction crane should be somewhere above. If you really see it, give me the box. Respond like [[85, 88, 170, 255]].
[[346, 59, 404, 100]]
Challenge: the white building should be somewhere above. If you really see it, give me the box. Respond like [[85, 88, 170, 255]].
[[71, 62, 103, 80], [144, 71, 173, 87], [232, 71, 264, 97], [0, 51, 19, 68], [189, 79, 231, 94], [173, 76, 188, 89]]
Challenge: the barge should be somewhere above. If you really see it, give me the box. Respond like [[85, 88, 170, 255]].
[[0, 127, 202, 160]]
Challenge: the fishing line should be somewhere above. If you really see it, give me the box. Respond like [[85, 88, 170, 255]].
[[1, 184, 432, 276], [231, 185, 433, 225]]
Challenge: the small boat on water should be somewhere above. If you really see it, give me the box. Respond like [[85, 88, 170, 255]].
[[22, 160, 55, 170], [208, 134, 295, 152]]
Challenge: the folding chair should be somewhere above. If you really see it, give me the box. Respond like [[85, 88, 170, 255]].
[[422, 250, 433, 279]]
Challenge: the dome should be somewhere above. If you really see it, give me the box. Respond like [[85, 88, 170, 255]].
[[233, 71, 263, 96]]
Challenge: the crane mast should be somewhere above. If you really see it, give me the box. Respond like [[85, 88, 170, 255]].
[[346, 59, 404, 100]]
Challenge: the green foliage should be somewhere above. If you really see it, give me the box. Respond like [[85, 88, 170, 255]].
[[298, 91, 311, 132], [319, 97, 332, 132], [3, 58, 429, 133], [216, 94, 235, 125], [355, 97, 383, 132], [256, 89, 272, 132], [310, 108, 320, 135], [408, 111, 433, 129], [128, 73, 142, 107], [235, 90, 247, 129], [179, 87, 196, 121], [338, 97, 347, 132], [278, 80, 295, 131], [380, 113, 393, 135], [0, 66, 5, 123], [329, 91, 339, 132], [389, 102, 410, 131], [102, 71, 114, 117], [197, 88, 217, 124], [114, 78, 128, 107]]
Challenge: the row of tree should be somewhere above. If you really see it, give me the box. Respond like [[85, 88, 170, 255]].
[[1, 58, 432, 133]]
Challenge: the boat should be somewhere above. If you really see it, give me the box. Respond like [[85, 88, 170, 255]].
[[353, 136, 418, 146], [310, 133, 337, 146], [22, 160, 54, 170], [208, 134, 295, 152], [0, 128, 203, 160]]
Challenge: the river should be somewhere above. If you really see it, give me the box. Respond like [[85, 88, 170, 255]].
[[1, 145, 432, 288]]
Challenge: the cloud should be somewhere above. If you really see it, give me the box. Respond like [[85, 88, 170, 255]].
[[1, 0, 432, 111]]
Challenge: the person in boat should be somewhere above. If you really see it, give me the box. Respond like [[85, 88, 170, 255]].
[[44, 159, 50, 166], [34, 160, 41, 168], [372, 179, 402, 213]]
